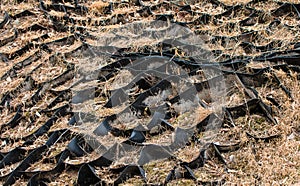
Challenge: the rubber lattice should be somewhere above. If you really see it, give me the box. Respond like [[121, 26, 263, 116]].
[[0, 0, 299, 185]]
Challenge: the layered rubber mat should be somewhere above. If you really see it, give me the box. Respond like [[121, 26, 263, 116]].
[[0, 0, 300, 185]]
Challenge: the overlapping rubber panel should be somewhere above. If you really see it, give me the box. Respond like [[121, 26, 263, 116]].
[[0, 0, 299, 185]]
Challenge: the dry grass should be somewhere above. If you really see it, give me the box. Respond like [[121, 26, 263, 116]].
[[0, 0, 299, 185], [118, 67, 300, 185]]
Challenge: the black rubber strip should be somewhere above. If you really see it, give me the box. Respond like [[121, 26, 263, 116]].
[[0, 12, 9, 29], [77, 164, 102, 185]]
